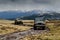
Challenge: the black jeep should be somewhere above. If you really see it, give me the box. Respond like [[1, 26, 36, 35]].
[[34, 17, 46, 30]]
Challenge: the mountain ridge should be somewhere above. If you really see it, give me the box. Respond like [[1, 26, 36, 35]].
[[0, 10, 60, 20]]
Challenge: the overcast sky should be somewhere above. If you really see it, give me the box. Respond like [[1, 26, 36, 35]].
[[0, 0, 60, 12]]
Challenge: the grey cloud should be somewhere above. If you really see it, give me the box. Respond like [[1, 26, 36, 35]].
[[0, 0, 59, 12], [0, 0, 53, 4], [33, 0, 51, 4]]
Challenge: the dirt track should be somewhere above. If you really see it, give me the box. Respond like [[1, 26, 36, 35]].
[[0, 28, 49, 40], [0, 20, 49, 40]]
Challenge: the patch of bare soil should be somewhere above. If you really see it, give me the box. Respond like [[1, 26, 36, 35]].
[[0, 28, 49, 40]]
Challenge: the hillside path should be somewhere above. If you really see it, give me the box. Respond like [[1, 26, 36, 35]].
[[0, 28, 49, 40]]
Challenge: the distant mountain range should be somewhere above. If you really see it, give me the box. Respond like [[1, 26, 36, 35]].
[[0, 10, 60, 20], [0, 11, 36, 20], [21, 11, 60, 20]]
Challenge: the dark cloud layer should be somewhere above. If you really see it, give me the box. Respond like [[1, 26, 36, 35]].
[[0, 0, 52, 4], [0, 0, 59, 12]]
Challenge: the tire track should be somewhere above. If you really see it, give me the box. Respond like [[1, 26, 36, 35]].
[[0, 28, 49, 40]]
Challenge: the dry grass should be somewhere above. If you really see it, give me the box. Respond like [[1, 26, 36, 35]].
[[0, 20, 32, 35], [22, 20, 60, 40], [0, 20, 60, 40]]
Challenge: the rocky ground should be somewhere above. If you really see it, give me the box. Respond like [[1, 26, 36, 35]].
[[0, 20, 50, 40], [0, 28, 49, 40]]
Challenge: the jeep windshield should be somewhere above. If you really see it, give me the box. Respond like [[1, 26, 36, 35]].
[[35, 17, 44, 21], [34, 17, 45, 24]]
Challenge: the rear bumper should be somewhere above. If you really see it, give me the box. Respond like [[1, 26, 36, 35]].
[[34, 25, 45, 30], [35, 25, 45, 27]]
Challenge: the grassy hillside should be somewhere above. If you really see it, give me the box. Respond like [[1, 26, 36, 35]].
[[0, 20, 60, 40], [0, 20, 33, 35], [23, 20, 60, 40]]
